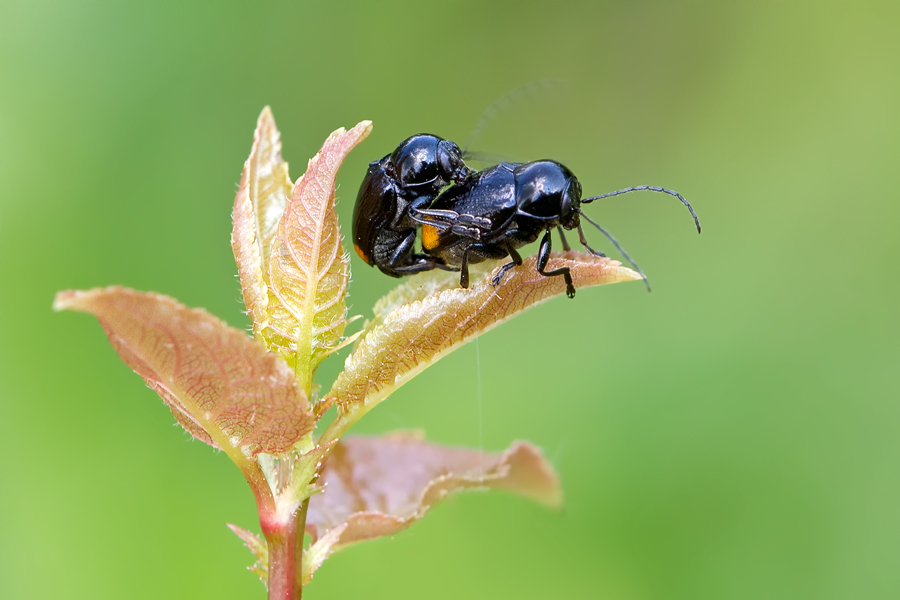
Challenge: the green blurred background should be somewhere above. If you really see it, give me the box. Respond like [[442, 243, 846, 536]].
[[2, 0, 898, 598]]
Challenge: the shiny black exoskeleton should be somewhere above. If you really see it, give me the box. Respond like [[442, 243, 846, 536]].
[[352, 134, 474, 277], [412, 160, 701, 298]]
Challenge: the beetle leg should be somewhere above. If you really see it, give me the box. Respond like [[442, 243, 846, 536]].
[[537, 229, 575, 298], [491, 262, 516, 287], [459, 247, 471, 288], [432, 261, 460, 272], [507, 243, 523, 265], [490, 242, 523, 287], [385, 230, 419, 269], [389, 258, 456, 276], [577, 224, 606, 257], [377, 231, 455, 276], [557, 225, 572, 252], [409, 207, 458, 231]]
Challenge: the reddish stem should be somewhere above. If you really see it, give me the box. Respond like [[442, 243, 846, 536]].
[[261, 499, 310, 600]]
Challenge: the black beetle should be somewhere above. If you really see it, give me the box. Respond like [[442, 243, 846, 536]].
[[411, 160, 701, 298], [352, 134, 474, 278]]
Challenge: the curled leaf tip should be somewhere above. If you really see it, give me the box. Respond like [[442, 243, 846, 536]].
[[496, 441, 564, 509], [53, 289, 82, 311]]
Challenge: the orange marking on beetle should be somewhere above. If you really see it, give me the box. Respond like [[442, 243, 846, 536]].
[[421, 224, 440, 251], [354, 243, 371, 264]]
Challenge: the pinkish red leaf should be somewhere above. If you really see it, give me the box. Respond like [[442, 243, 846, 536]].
[[305, 432, 562, 551], [263, 121, 372, 390], [53, 287, 314, 463], [231, 107, 294, 343]]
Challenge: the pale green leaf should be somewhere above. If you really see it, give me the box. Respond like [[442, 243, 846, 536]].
[[326, 254, 641, 423], [231, 107, 294, 340], [263, 121, 372, 392]]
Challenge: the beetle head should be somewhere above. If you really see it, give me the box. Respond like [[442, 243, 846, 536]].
[[559, 176, 582, 230], [391, 134, 472, 194], [436, 139, 474, 183]]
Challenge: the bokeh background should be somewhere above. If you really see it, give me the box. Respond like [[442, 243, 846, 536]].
[[2, 1, 898, 598]]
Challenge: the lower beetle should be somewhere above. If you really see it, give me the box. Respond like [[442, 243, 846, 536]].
[[411, 160, 700, 298], [352, 134, 474, 278]]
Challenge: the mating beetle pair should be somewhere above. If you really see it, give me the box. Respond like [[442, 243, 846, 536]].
[[352, 134, 700, 298], [352, 134, 473, 279]]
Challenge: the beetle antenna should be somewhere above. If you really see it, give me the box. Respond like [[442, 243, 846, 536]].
[[578, 212, 651, 292], [581, 186, 701, 234], [463, 149, 523, 166], [464, 79, 568, 155]]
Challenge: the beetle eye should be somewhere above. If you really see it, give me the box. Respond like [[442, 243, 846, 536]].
[[560, 192, 573, 219], [437, 141, 464, 180], [560, 179, 582, 229]]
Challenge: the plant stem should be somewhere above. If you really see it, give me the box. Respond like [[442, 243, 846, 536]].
[[263, 498, 310, 599]]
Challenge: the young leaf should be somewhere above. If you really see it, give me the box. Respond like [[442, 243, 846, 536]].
[[227, 523, 269, 582], [326, 254, 641, 421], [301, 523, 347, 584], [305, 432, 561, 554], [357, 262, 496, 343], [262, 121, 373, 389], [53, 288, 314, 468], [231, 107, 294, 341]]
